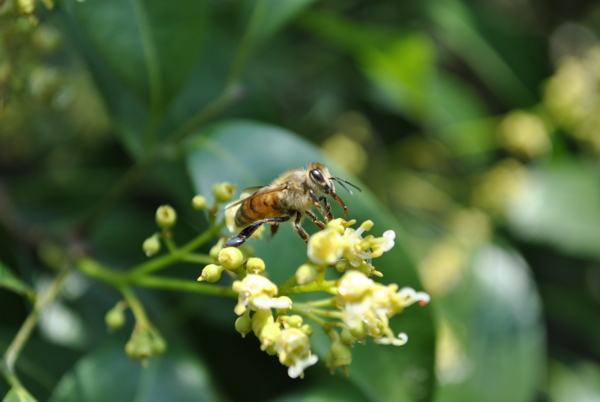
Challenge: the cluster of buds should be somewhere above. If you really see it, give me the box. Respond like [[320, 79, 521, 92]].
[[124, 323, 167, 363], [142, 204, 177, 257], [236, 309, 318, 379]]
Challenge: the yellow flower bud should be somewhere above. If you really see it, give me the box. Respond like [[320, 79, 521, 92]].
[[245, 257, 265, 274], [295, 263, 318, 285], [287, 315, 303, 328], [191, 195, 207, 210], [155, 205, 177, 229], [218, 247, 244, 270], [142, 234, 161, 257], [235, 312, 252, 338], [212, 182, 237, 203], [301, 324, 313, 336], [197, 264, 223, 283]]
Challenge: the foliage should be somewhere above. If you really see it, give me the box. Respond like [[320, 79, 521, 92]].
[[1, 0, 600, 401]]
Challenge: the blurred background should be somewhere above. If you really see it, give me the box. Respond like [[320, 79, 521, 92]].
[[2, 0, 600, 401]]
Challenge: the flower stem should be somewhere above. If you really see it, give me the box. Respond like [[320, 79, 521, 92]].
[[1, 268, 70, 379]]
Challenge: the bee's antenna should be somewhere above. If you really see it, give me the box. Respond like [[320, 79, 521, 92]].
[[331, 177, 362, 195]]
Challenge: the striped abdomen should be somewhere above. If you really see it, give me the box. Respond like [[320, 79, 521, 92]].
[[234, 192, 284, 229]]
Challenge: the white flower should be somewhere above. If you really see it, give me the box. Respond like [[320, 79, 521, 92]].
[[275, 328, 318, 378], [232, 274, 291, 315]]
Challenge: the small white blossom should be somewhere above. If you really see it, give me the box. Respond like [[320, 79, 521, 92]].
[[275, 328, 318, 378], [232, 274, 290, 315]]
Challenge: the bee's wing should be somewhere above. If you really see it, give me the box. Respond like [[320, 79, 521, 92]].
[[221, 185, 288, 211]]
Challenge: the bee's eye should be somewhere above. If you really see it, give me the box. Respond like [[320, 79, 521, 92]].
[[310, 169, 325, 183]]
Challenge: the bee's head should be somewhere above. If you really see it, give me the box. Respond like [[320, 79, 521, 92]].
[[307, 162, 334, 194], [307, 162, 362, 196]]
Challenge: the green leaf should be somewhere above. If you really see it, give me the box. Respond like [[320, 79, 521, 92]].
[[48, 341, 219, 402], [242, 0, 320, 46], [434, 244, 545, 402], [3, 388, 38, 402], [298, 11, 489, 128], [61, 0, 207, 111], [185, 120, 435, 402], [507, 160, 600, 259], [426, 0, 536, 108], [0, 261, 35, 302]]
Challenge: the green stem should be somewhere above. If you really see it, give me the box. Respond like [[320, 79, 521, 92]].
[[279, 279, 337, 296], [131, 275, 237, 298], [182, 253, 214, 264], [128, 222, 224, 278], [228, 0, 268, 85], [2, 268, 70, 376], [119, 285, 152, 328], [294, 298, 337, 309]]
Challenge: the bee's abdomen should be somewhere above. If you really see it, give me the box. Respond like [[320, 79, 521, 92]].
[[234, 194, 283, 228]]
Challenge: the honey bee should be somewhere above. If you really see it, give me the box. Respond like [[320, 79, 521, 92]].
[[224, 162, 361, 247]]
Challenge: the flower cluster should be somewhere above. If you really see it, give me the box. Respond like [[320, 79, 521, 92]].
[[207, 215, 430, 378], [308, 218, 394, 276], [337, 270, 430, 346], [138, 188, 430, 379]]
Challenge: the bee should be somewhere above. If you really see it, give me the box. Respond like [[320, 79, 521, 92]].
[[224, 162, 361, 248]]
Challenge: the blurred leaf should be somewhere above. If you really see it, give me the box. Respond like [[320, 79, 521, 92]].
[[435, 244, 545, 402], [61, 0, 207, 111], [3, 388, 38, 402], [0, 262, 35, 302], [242, 0, 320, 46], [547, 360, 600, 402], [185, 120, 435, 402], [426, 0, 536, 107], [298, 11, 488, 128], [48, 341, 219, 402], [59, 0, 207, 156], [507, 160, 600, 260], [267, 377, 368, 402]]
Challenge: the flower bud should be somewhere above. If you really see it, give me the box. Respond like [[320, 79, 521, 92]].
[[191, 195, 207, 210], [151, 334, 167, 355], [295, 263, 318, 285], [245, 257, 265, 274], [155, 205, 177, 229], [259, 322, 281, 352], [209, 239, 223, 260], [325, 339, 352, 372], [301, 324, 313, 336], [218, 247, 244, 270], [252, 309, 274, 337], [142, 234, 161, 257], [197, 264, 223, 283], [287, 315, 303, 328], [235, 312, 252, 338], [212, 182, 236, 203], [105, 305, 126, 330], [340, 328, 355, 345]]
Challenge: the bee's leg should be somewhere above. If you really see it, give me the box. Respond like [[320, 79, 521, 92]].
[[305, 210, 325, 229], [329, 192, 348, 220], [270, 223, 280, 237], [225, 217, 290, 247], [318, 196, 333, 221], [292, 212, 310, 243], [309, 189, 329, 221]]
